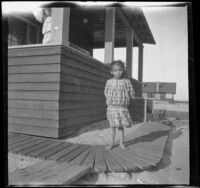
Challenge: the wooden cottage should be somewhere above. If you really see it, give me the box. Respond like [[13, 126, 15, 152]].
[[7, 6, 156, 138], [142, 82, 176, 103]]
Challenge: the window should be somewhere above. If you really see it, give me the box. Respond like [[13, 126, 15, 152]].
[[8, 18, 27, 46], [166, 93, 172, 99], [8, 16, 40, 46]]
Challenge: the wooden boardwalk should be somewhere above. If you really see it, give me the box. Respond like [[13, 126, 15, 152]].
[[8, 123, 171, 174]]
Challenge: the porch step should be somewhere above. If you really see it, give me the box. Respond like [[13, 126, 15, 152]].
[[9, 160, 90, 185]]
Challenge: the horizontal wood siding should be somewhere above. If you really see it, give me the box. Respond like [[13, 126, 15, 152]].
[[59, 46, 143, 138], [59, 49, 109, 137], [8, 46, 61, 137], [129, 98, 145, 122], [8, 45, 143, 138]]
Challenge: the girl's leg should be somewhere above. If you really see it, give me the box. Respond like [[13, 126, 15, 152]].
[[118, 127, 125, 149], [107, 127, 116, 150]]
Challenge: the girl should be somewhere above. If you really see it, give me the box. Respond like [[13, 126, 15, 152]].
[[104, 60, 135, 150], [32, 8, 52, 44], [41, 8, 52, 44]]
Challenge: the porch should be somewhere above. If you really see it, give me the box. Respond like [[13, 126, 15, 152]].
[[8, 6, 155, 138]]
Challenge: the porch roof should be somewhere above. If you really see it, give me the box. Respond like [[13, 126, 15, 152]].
[[70, 6, 156, 48]]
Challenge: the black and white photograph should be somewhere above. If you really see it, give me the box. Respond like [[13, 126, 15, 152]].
[[3, 1, 194, 186]]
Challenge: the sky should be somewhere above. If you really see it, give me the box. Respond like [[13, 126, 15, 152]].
[[93, 6, 188, 101], [2, 2, 188, 100]]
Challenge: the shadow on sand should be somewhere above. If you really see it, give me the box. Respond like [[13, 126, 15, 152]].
[[146, 128, 183, 172], [125, 130, 170, 147]]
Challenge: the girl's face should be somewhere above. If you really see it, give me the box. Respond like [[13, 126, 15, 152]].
[[111, 64, 124, 79], [44, 8, 51, 16]]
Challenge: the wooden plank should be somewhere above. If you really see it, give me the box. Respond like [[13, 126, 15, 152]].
[[59, 108, 105, 119], [61, 56, 109, 79], [9, 137, 40, 150], [61, 48, 110, 74], [59, 100, 106, 110], [68, 147, 94, 166], [39, 165, 91, 185], [8, 82, 60, 91], [81, 146, 97, 170], [61, 64, 106, 85], [19, 140, 54, 156], [58, 145, 91, 163], [8, 99, 105, 111], [10, 161, 90, 185], [9, 160, 55, 183], [93, 145, 107, 173], [8, 46, 62, 58], [27, 141, 64, 158], [9, 161, 70, 185], [60, 91, 105, 101], [51, 8, 70, 46], [129, 147, 163, 159], [8, 124, 59, 138], [60, 83, 105, 95], [61, 54, 110, 75], [8, 64, 60, 74], [104, 7, 115, 64], [59, 118, 107, 138], [60, 74, 105, 89], [103, 149, 124, 172], [113, 147, 153, 169], [126, 28, 133, 78], [11, 139, 45, 154], [8, 100, 59, 111], [126, 149, 160, 165], [8, 135, 30, 145], [110, 150, 138, 171], [128, 135, 169, 152], [9, 117, 59, 128], [8, 55, 60, 66], [59, 113, 106, 129], [8, 91, 59, 101], [38, 142, 72, 160], [8, 133, 20, 139], [8, 73, 60, 83], [47, 144, 81, 161]]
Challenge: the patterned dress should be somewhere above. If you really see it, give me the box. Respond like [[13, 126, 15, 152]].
[[104, 78, 135, 128], [42, 16, 51, 44]]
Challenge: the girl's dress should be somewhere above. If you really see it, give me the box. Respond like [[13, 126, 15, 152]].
[[42, 16, 51, 44], [104, 78, 135, 128]]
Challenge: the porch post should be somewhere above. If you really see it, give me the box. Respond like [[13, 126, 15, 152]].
[[126, 28, 133, 78], [138, 45, 144, 82], [104, 7, 115, 64], [51, 8, 70, 46]]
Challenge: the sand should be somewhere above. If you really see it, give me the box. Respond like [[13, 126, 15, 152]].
[[73, 121, 190, 185], [8, 120, 189, 185]]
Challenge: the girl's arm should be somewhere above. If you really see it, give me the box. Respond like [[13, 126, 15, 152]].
[[128, 79, 135, 99], [104, 80, 109, 98]]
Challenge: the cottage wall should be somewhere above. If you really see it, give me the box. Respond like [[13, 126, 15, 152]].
[[8, 45, 143, 138]]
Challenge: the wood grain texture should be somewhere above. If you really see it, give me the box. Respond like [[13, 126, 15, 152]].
[[19, 140, 54, 156], [8, 124, 59, 138], [103, 149, 124, 172], [8, 55, 61, 65], [27, 141, 63, 158], [93, 145, 107, 173], [58, 145, 91, 163], [8, 123, 170, 173], [8, 64, 60, 74], [8, 100, 59, 111], [47, 144, 81, 161], [38, 142, 72, 160], [8, 45, 142, 138], [68, 147, 94, 166]]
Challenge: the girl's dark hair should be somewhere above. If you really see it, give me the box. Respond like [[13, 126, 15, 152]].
[[110, 60, 128, 78]]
